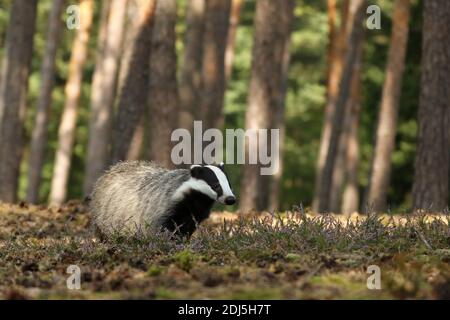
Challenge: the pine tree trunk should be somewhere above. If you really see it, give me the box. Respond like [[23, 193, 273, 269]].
[[325, 0, 337, 89], [329, 30, 364, 213], [84, 0, 127, 195], [49, 0, 94, 205], [341, 103, 361, 214], [320, 0, 340, 212], [312, 0, 349, 212], [412, 0, 450, 212], [268, 0, 295, 212], [0, 0, 37, 203], [127, 117, 145, 160], [367, 0, 410, 212], [341, 39, 363, 215], [116, 0, 136, 98], [148, 0, 178, 168], [116, 0, 144, 161], [317, 0, 365, 213], [179, 0, 205, 133], [200, 0, 231, 131], [329, 98, 352, 212], [224, 0, 243, 82], [112, 0, 157, 163], [26, 0, 64, 204], [240, 0, 294, 212]]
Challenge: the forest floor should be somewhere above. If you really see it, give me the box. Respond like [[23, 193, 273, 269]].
[[0, 201, 449, 300]]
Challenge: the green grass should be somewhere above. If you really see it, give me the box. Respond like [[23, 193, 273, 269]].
[[0, 202, 449, 299]]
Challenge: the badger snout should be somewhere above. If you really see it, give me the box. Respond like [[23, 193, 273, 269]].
[[218, 194, 236, 205], [224, 196, 236, 205]]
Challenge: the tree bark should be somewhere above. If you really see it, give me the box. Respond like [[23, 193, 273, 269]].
[[323, 0, 341, 213], [82, 0, 111, 193], [127, 117, 145, 160], [412, 0, 450, 212], [179, 0, 205, 133], [84, 0, 127, 195], [329, 96, 352, 212], [26, 0, 64, 204], [224, 0, 244, 82], [329, 29, 364, 213], [240, 0, 294, 212], [317, 0, 365, 213], [148, 0, 178, 168], [312, 0, 349, 212], [325, 0, 338, 90], [341, 103, 361, 214], [200, 0, 231, 131], [116, 0, 143, 161], [268, 0, 295, 212], [0, 0, 37, 203], [116, 0, 136, 100], [49, 0, 94, 205], [112, 0, 157, 163], [341, 38, 363, 215], [367, 0, 410, 212]]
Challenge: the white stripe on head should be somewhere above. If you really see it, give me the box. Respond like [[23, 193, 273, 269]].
[[172, 177, 217, 202], [205, 165, 235, 203]]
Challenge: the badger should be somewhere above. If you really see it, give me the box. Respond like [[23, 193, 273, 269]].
[[89, 161, 236, 238]]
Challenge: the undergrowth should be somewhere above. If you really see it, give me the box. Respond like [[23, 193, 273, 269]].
[[0, 202, 449, 299]]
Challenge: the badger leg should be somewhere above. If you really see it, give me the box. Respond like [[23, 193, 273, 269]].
[[162, 213, 198, 239], [162, 191, 215, 238]]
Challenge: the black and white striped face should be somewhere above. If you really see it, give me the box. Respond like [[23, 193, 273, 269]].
[[190, 163, 236, 205]]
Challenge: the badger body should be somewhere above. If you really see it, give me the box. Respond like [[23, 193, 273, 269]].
[[90, 161, 235, 238]]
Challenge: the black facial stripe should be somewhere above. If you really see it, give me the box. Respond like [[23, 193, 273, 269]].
[[198, 167, 223, 197]]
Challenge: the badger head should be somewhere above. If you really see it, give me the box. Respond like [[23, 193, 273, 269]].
[[184, 163, 236, 205]]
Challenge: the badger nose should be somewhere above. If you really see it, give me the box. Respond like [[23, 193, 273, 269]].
[[224, 196, 236, 205]]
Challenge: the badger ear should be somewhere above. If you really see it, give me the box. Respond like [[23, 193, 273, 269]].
[[190, 165, 203, 178], [218, 162, 225, 171]]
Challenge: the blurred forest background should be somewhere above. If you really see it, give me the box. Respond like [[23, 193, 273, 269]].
[[0, 0, 448, 213]]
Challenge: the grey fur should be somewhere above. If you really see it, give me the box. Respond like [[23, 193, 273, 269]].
[[90, 161, 191, 237]]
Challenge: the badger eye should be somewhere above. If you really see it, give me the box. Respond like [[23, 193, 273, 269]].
[[212, 184, 221, 191]]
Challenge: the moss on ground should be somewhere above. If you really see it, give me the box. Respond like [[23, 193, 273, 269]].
[[0, 202, 449, 299]]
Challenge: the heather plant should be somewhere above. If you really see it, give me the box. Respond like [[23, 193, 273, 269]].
[[0, 203, 448, 299]]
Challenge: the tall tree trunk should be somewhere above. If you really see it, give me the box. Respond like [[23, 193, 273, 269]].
[[179, 0, 205, 133], [49, 0, 94, 205], [312, 0, 349, 212], [329, 30, 364, 213], [325, 0, 337, 89], [112, 0, 157, 163], [127, 117, 145, 160], [412, 0, 450, 211], [323, 0, 341, 213], [84, 0, 127, 195], [341, 105, 361, 214], [0, 0, 37, 203], [116, 0, 136, 99], [116, 0, 144, 161], [341, 39, 363, 215], [240, 0, 294, 212], [367, 0, 411, 212], [82, 0, 111, 193], [148, 0, 178, 168], [268, 0, 295, 212], [200, 0, 231, 131], [224, 0, 244, 82], [26, 0, 64, 204], [317, 0, 365, 213], [329, 97, 352, 212]]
